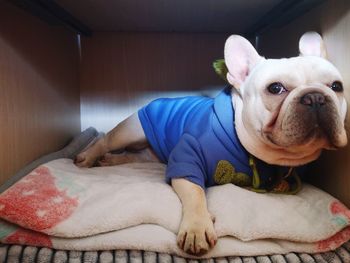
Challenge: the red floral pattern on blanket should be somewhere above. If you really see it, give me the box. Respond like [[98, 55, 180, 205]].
[[330, 201, 350, 221], [316, 201, 350, 251], [0, 166, 78, 231], [4, 229, 52, 247], [316, 226, 350, 251]]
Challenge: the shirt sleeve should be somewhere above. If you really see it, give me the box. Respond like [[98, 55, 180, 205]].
[[166, 133, 207, 189]]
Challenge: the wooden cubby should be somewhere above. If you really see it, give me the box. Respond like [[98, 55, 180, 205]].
[[0, 0, 349, 206]]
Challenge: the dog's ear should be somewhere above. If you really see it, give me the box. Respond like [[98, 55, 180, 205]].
[[299, 32, 327, 58], [224, 35, 262, 90]]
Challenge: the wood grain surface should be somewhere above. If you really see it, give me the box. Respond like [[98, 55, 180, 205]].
[[57, 0, 281, 33], [79, 32, 228, 132], [0, 1, 80, 184]]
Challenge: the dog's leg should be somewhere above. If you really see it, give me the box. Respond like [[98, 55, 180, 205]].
[[98, 147, 160, 166], [172, 178, 217, 255], [75, 113, 148, 167]]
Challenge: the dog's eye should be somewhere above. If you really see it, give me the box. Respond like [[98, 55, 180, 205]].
[[267, 82, 287, 95], [330, 81, 343, 92]]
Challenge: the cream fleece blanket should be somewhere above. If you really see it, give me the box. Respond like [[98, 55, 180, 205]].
[[0, 159, 349, 258]]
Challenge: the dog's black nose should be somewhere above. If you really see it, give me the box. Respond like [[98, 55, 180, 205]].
[[300, 92, 326, 108]]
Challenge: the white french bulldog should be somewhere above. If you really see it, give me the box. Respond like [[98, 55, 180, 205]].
[[75, 32, 347, 255]]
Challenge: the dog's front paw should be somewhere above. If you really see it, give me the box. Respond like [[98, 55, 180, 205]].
[[177, 212, 217, 255]]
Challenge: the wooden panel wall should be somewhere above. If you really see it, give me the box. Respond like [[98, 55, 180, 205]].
[[0, 2, 80, 184], [80, 32, 228, 132], [259, 0, 350, 206]]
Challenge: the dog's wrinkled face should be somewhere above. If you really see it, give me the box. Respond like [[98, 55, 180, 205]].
[[241, 56, 347, 163], [224, 32, 347, 166]]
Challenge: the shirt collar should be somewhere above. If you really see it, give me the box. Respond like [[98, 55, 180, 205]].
[[213, 86, 236, 143]]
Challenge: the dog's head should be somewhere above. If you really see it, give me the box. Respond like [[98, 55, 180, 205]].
[[224, 32, 347, 166]]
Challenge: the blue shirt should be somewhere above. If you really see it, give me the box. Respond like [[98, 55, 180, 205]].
[[138, 88, 302, 189]]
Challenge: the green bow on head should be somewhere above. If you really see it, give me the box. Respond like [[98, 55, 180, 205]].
[[213, 59, 228, 82]]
